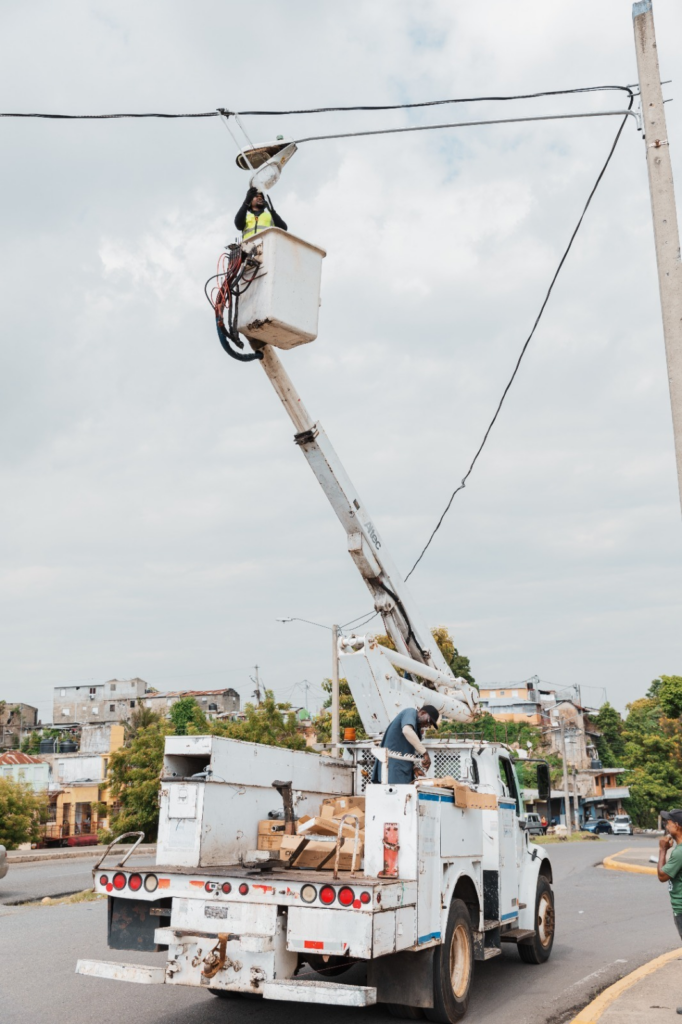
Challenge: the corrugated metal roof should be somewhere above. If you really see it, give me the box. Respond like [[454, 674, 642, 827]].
[[0, 751, 46, 766], [146, 689, 238, 698]]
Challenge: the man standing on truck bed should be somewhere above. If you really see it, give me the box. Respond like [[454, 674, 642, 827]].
[[371, 705, 439, 784], [235, 187, 287, 241]]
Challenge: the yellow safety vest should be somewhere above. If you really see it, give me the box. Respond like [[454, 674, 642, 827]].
[[242, 208, 274, 240]]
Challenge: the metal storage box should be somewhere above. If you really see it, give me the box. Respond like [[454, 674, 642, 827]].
[[238, 228, 326, 349]]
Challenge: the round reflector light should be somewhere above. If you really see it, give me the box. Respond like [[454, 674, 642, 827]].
[[113, 872, 126, 890], [300, 884, 317, 904], [99, 874, 108, 887], [338, 886, 354, 907], [128, 874, 142, 892], [239, 883, 249, 895], [222, 882, 232, 895], [144, 874, 158, 893], [360, 891, 371, 904], [106, 883, 113, 893], [319, 886, 335, 905]]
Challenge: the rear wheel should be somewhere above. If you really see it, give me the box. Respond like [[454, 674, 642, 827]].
[[387, 1005, 425, 1019], [424, 898, 474, 1024], [518, 875, 554, 964]]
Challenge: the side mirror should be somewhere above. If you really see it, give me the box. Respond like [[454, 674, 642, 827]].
[[537, 762, 551, 802]]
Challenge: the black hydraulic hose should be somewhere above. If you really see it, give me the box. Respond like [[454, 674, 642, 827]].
[[215, 319, 263, 362]]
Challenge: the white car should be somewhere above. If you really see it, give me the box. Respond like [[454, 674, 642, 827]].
[[611, 814, 633, 835], [0, 845, 7, 880]]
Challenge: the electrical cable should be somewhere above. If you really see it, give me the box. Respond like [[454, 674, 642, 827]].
[[405, 94, 634, 581], [0, 84, 636, 120], [293, 108, 638, 146]]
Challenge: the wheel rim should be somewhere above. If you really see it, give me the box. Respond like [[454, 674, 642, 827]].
[[449, 923, 471, 999], [537, 892, 555, 948]]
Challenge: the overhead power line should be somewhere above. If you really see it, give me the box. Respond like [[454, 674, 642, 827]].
[[405, 96, 634, 581], [0, 83, 634, 121]]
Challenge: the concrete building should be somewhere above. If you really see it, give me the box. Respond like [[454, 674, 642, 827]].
[[46, 723, 125, 843], [144, 688, 240, 720], [0, 702, 39, 749], [478, 679, 545, 725], [0, 751, 50, 790], [52, 678, 149, 726]]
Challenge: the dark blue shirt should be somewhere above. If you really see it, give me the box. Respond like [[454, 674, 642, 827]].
[[371, 708, 421, 784]]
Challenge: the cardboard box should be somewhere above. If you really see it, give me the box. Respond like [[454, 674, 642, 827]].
[[298, 815, 364, 839], [279, 834, 364, 871], [420, 781, 498, 811], [258, 820, 286, 836], [257, 832, 284, 852]]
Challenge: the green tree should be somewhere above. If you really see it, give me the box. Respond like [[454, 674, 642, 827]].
[[313, 678, 367, 744], [593, 702, 625, 761], [0, 778, 47, 849], [124, 704, 162, 742], [99, 720, 171, 843], [657, 676, 682, 720], [210, 691, 307, 751], [169, 697, 208, 736]]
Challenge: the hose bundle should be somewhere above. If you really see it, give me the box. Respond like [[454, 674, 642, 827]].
[[204, 244, 263, 362]]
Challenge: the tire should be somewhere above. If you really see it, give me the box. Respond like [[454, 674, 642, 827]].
[[424, 898, 474, 1024], [518, 875, 555, 965]]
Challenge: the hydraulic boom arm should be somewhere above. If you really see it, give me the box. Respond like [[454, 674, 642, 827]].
[[259, 346, 479, 732]]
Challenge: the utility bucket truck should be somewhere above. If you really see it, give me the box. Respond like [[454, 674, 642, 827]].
[[77, 228, 555, 1022]]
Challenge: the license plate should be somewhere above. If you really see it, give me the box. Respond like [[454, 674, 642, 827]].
[[204, 904, 229, 920]]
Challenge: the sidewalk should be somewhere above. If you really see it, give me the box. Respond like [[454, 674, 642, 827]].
[[572, 949, 682, 1022], [7, 844, 157, 864]]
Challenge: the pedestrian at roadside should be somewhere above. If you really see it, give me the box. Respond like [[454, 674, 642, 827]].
[[656, 809, 682, 1013]]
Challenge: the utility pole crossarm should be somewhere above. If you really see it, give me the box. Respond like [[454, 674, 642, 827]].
[[633, 0, 682, 516]]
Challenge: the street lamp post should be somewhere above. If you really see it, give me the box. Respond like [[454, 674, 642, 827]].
[[277, 616, 341, 755]]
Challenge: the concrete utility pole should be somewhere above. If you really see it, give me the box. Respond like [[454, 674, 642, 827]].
[[572, 767, 581, 831], [331, 625, 341, 755], [633, 1, 682, 516], [560, 718, 573, 836]]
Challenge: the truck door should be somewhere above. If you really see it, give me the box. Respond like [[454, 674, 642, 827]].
[[497, 756, 521, 925]]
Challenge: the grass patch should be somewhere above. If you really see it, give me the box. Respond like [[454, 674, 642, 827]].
[[31, 888, 104, 907], [532, 832, 603, 845]]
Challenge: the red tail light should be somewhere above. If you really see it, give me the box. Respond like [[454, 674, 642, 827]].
[[222, 882, 232, 894], [338, 886, 354, 907], [360, 891, 371, 904], [319, 886, 335, 905], [112, 872, 126, 890], [99, 874, 108, 886], [239, 883, 249, 895], [128, 874, 142, 892]]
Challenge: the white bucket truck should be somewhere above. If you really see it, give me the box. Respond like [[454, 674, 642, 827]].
[[77, 228, 555, 1021]]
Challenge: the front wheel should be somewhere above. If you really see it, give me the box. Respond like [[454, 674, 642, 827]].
[[425, 898, 474, 1024], [518, 875, 554, 964]]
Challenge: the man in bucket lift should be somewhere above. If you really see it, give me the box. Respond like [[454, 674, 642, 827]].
[[371, 705, 440, 784], [235, 187, 287, 241]]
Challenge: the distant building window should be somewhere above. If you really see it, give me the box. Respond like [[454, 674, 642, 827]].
[[110, 683, 116, 691], [92, 707, 99, 715], [62, 708, 71, 716], [499, 691, 506, 696], [130, 700, 136, 708], [60, 689, 66, 697], [90, 687, 97, 695], [201, 697, 208, 702], [145, 701, 152, 708], [109, 704, 115, 712], [512, 690, 518, 698], [208, 703, 218, 712]]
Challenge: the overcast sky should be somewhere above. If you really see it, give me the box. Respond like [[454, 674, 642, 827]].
[[1, 0, 681, 725]]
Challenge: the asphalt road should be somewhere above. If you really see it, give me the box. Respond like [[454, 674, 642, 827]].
[[0, 855, 157, 904], [0, 837, 672, 1024]]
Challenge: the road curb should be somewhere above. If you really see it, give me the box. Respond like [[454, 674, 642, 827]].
[[602, 847, 657, 876], [7, 845, 157, 864], [569, 947, 682, 1023]]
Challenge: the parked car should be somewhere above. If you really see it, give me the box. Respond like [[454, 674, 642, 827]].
[[0, 845, 8, 881], [611, 814, 633, 836], [523, 812, 546, 837], [582, 818, 613, 834]]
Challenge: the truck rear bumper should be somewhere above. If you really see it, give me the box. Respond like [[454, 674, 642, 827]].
[[262, 979, 377, 1006], [76, 960, 166, 984]]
